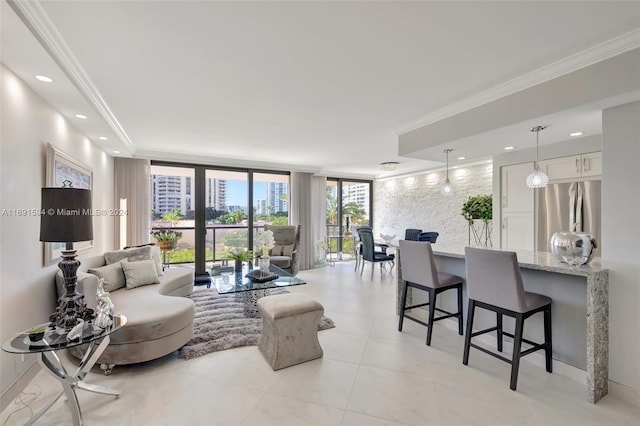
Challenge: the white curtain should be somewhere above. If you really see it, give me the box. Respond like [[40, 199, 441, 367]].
[[114, 158, 150, 248], [290, 172, 327, 270]]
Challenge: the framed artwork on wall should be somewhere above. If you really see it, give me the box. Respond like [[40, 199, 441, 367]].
[[44, 143, 93, 265]]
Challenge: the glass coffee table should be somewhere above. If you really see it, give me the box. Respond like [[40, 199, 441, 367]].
[[211, 264, 306, 317]]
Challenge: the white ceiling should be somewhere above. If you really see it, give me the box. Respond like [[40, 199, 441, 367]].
[[2, 1, 639, 178]]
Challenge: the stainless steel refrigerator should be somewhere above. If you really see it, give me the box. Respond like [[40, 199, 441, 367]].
[[536, 180, 601, 255]]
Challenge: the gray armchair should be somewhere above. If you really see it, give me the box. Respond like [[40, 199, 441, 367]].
[[264, 225, 301, 276]]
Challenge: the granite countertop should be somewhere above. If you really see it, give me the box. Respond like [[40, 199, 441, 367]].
[[428, 245, 607, 278]]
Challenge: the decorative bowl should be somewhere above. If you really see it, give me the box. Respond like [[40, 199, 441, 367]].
[[380, 233, 396, 243], [550, 232, 598, 265]]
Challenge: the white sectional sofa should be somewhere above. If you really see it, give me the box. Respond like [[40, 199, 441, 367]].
[[56, 246, 194, 373]]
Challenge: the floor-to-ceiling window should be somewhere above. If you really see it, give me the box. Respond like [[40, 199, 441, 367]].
[[151, 162, 289, 275], [326, 178, 372, 260]]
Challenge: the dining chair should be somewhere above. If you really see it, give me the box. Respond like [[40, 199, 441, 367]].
[[358, 228, 395, 279], [404, 229, 422, 241], [463, 247, 553, 390], [398, 240, 463, 346], [353, 226, 372, 271], [418, 232, 439, 243]]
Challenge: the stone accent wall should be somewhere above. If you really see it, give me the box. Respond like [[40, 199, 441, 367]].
[[373, 162, 493, 247]]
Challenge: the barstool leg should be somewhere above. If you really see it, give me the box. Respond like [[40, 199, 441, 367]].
[[497, 313, 503, 352], [463, 299, 475, 365], [426, 288, 436, 346], [457, 284, 463, 335], [544, 305, 553, 373], [510, 314, 524, 391], [398, 282, 408, 332]]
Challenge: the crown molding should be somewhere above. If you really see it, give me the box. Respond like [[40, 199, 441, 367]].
[[7, 0, 135, 152], [396, 28, 640, 135]]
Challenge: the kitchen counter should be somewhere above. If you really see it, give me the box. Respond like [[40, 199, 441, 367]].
[[395, 245, 609, 403]]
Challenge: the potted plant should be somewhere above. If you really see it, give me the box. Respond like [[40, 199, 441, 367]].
[[26, 326, 46, 342], [461, 194, 493, 247], [151, 230, 182, 250], [225, 248, 254, 272], [461, 194, 493, 224]]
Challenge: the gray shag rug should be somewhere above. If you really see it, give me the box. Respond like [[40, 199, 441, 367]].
[[179, 288, 335, 360]]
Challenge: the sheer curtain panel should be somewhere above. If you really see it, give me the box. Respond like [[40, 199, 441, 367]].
[[114, 158, 151, 248], [290, 172, 327, 270]]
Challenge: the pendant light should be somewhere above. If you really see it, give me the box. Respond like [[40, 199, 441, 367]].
[[441, 149, 454, 195], [526, 125, 549, 189]]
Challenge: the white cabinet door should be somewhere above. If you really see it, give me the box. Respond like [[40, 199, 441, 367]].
[[539, 155, 582, 181], [581, 152, 602, 177], [501, 212, 534, 251], [501, 163, 534, 212]]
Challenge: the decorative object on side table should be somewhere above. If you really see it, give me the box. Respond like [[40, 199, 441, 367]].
[[94, 278, 115, 331], [151, 229, 182, 250], [550, 231, 597, 266], [40, 182, 94, 330], [226, 247, 253, 272], [26, 326, 46, 342], [461, 194, 493, 248], [257, 229, 275, 272]]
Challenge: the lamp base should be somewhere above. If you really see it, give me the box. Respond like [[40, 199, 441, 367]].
[[49, 247, 92, 330]]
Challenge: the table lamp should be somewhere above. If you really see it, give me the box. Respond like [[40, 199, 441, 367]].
[[40, 183, 93, 330]]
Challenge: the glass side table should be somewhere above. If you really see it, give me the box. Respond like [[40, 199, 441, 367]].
[[2, 315, 127, 426]]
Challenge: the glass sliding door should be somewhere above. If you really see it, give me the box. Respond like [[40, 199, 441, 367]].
[[150, 165, 196, 266], [205, 169, 248, 267], [252, 171, 289, 250], [325, 178, 372, 262]]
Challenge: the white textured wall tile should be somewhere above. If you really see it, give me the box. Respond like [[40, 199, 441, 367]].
[[373, 163, 493, 247]]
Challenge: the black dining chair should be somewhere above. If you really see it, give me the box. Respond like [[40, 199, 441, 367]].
[[358, 228, 395, 279], [404, 229, 422, 241], [418, 232, 439, 243], [353, 226, 372, 271]]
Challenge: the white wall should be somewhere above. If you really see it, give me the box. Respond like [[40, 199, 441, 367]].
[[601, 101, 640, 393], [373, 162, 493, 246], [0, 65, 115, 409]]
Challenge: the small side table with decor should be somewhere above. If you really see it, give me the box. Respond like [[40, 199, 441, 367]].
[[1, 315, 127, 426]]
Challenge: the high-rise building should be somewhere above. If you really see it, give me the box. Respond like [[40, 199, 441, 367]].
[[256, 199, 267, 215], [206, 178, 227, 211], [152, 175, 227, 214], [267, 182, 288, 213], [342, 182, 370, 217]]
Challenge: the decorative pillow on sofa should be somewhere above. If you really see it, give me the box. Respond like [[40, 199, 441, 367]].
[[282, 244, 295, 257], [271, 244, 284, 256], [87, 262, 126, 292], [123, 244, 163, 277], [104, 246, 152, 265], [121, 259, 160, 289]]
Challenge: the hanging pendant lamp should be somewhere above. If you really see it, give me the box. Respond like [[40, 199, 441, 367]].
[[441, 149, 454, 195], [526, 125, 549, 189]]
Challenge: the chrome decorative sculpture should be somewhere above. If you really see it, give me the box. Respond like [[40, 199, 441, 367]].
[[94, 279, 114, 331], [550, 231, 598, 266]]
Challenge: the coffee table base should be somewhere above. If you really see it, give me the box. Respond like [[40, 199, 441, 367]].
[[236, 289, 267, 318]]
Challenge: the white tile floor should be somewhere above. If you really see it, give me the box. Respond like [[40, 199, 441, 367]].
[[2, 262, 638, 425]]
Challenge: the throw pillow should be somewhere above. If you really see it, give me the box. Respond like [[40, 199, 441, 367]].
[[87, 262, 126, 292], [282, 244, 295, 257], [272, 244, 284, 256], [150, 245, 164, 276], [121, 259, 160, 289], [104, 246, 152, 265]]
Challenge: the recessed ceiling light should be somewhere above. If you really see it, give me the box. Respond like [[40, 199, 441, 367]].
[[75, 114, 87, 119], [113, 150, 121, 154], [569, 132, 584, 137], [35, 75, 53, 83], [504, 146, 515, 150], [98, 136, 108, 141], [457, 156, 466, 160]]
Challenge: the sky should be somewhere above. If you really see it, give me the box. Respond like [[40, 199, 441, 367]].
[[226, 180, 267, 207]]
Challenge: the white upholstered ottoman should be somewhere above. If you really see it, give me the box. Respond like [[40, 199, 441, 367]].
[[257, 293, 324, 370]]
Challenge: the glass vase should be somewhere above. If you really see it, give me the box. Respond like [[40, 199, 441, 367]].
[[259, 256, 270, 272]]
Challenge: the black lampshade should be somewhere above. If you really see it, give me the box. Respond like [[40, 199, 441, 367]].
[[40, 188, 93, 242]]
